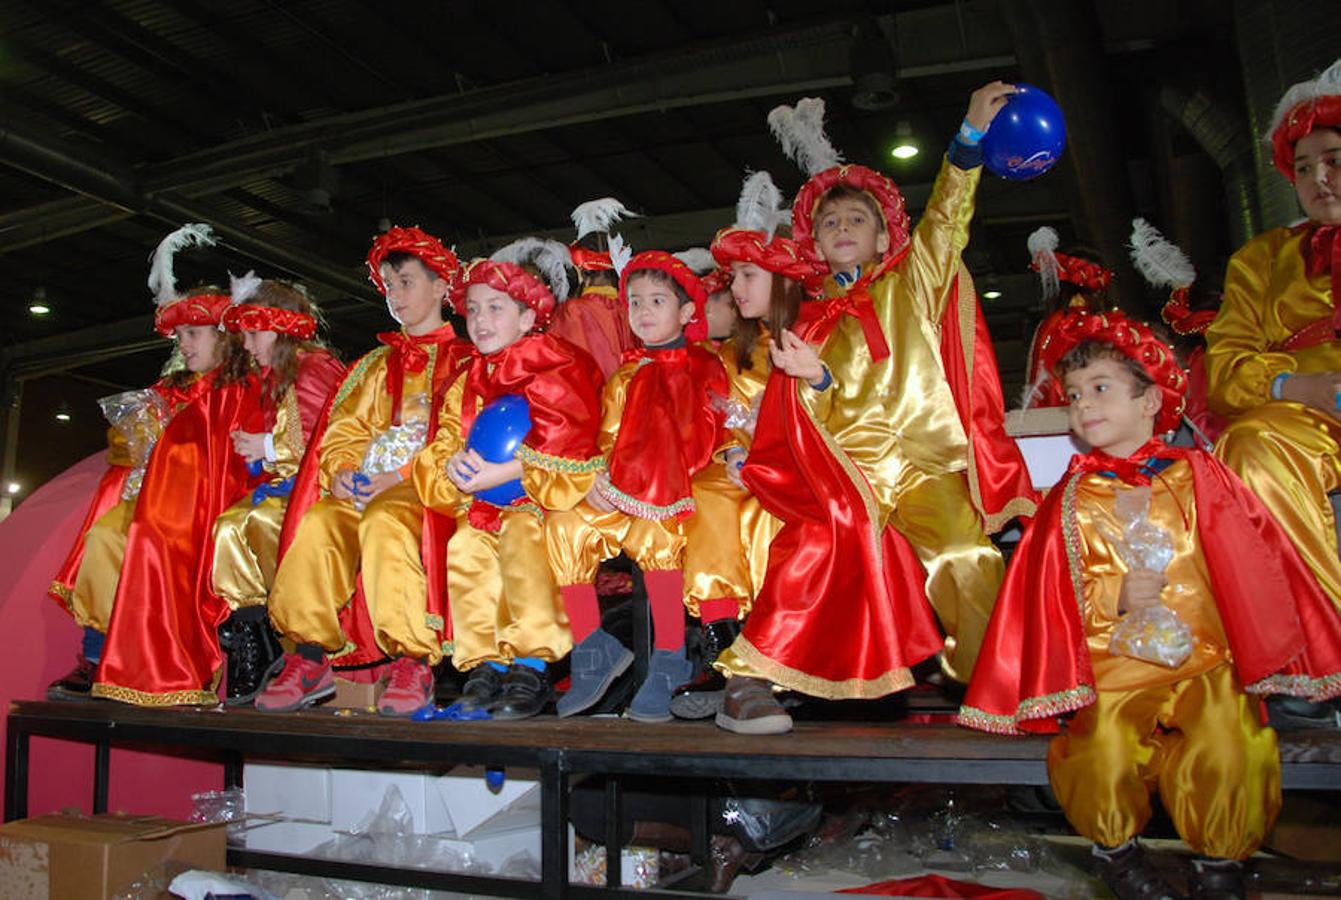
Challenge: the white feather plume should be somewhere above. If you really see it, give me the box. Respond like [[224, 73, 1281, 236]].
[[229, 270, 264, 305], [1266, 58, 1341, 144], [1019, 371, 1051, 411], [768, 97, 843, 177], [1128, 218, 1195, 290], [734, 170, 788, 238], [491, 237, 573, 303], [673, 247, 715, 275], [1027, 226, 1061, 300], [147, 223, 216, 307], [608, 233, 633, 277], [571, 198, 639, 240]]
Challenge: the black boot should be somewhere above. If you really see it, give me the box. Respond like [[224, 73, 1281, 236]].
[[47, 654, 97, 701], [491, 664, 554, 720], [221, 608, 285, 706], [1092, 841, 1180, 900], [1188, 857, 1244, 900], [670, 618, 741, 720]]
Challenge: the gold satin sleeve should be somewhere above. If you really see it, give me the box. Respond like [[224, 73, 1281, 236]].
[[519, 453, 601, 512], [412, 375, 468, 516], [1072, 462, 1230, 692], [1048, 663, 1280, 859], [265, 385, 306, 479], [1205, 227, 1341, 417], [597, 363, 635, 458], [896, 156, 981, 325]]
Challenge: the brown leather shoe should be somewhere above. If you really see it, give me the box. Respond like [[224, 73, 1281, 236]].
[[716, 676, 792, 735], [707, 834, 764, 893]]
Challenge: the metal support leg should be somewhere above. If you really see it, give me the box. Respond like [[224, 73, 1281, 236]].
[[603, 777, 623, 888], [540, 750, 570, 900], [4, 723, 29, 821], [92, 740, 110, 813], [223, 751, 244, 791], [689, 790, 709, 866]]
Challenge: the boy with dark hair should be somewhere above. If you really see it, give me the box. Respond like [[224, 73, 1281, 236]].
[[960, 309, 1341, 899]]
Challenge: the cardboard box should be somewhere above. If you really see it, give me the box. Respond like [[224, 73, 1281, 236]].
[[332, 677, 379, 710], [0, 814, 225, 900]]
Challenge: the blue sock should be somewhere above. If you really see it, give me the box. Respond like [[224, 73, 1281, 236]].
[[82, 627, 104, 665], [486, 661, 509, 673], [512, 657, 547, 672]]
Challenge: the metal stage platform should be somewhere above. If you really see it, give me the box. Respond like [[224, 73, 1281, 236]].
[[7, 700, 1341, 898]]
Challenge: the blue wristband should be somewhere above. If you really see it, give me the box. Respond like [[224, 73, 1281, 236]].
[[1270, 372, 1292, 401], [810, 367, 833, 391], [957, 118, 987, 145]]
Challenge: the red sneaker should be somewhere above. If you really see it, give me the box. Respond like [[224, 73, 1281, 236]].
[[378, 657, 434, 717], [254, 652, 334, 712]]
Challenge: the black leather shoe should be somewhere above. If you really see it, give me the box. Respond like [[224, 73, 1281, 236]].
[[1092, 841, 1180, 900], [47, 654, 97, 701], [670, 618, 741, 720], [223, 613, 285, 706], [490, 664, 554, 720], [1265, 694, 1340, 730], [1189, 857, 1244, 900], [452, 664, 506, 714]]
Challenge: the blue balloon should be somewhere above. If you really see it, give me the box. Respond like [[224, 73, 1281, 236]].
[[466, 394, 532, 506], [980, 84, 1066, 181]]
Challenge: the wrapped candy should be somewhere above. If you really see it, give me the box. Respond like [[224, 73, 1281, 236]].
[[1104, 487, 1193, 668], [360, 391, 430, 476], [100, 388, 172, 500]]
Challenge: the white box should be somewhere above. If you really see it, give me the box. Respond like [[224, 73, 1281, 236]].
[[1016, 432, 1083, 490], [240, 820, 336, 856], [244, 762, 332, 823], [328, 767, 541, 838]]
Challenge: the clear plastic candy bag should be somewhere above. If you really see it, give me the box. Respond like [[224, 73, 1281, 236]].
[[1105, 486, 1193, 668], [99, 388, 170, 468]]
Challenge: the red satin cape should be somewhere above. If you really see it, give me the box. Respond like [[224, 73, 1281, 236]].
[[960, 440, 1341, 734], [602, 345, 726, 520], [739, 348, 944, 692]]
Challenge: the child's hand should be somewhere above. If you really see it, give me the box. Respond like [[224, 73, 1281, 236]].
[[724, 448, 748, 489], [1279, 371, 1341, 414], [230, 430, 268, 464], [1118, 568, 1166, 615], [447, 449, 522, 494], [586, 473, 616, 512], [330, 467, 361, 502], [352, 470, 403, 510], [770, 329, 826, 385], [964, 80, 1018, 134]]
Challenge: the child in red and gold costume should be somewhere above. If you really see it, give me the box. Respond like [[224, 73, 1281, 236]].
[[91, 226, 260, 707], [671, 171, 807, 720], [47, 225, 245, 700], [209, 275, 345, 705], [960, 309, 1341, 899], [1207, 61, 1341, 636], [256, 226, 467, 714], [712, 84, 1037, 735], [549, 198, 638, 379], [413, 239, 604, 720], [548, 247, 728, 723]]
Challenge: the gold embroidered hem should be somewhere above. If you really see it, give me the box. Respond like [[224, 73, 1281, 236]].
[[595, 478, 694, 521], [516, 444, 606, 475], [49, 580, 74, 613], [715, 636, 915, 700], [1246, 671, 1341, 703], [90, 682, 218, 707], [958, 685, 1096, 735]]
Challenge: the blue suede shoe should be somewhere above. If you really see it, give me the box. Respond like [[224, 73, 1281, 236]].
[[627, 648, 693, 723], [556, 628, 634, 718]]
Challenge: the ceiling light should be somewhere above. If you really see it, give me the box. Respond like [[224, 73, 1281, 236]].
[[889, 120, 919, 161], [55, 401, 71, 423], [5, 483, 19, 495], [890, 144, 919, 160], [28, 303, 51, 316], [983, 289, 1003, 300]]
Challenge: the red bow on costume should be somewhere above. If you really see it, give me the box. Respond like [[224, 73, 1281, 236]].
[[378, 327, 453, 425], [1306, 224, 1341, 302]]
